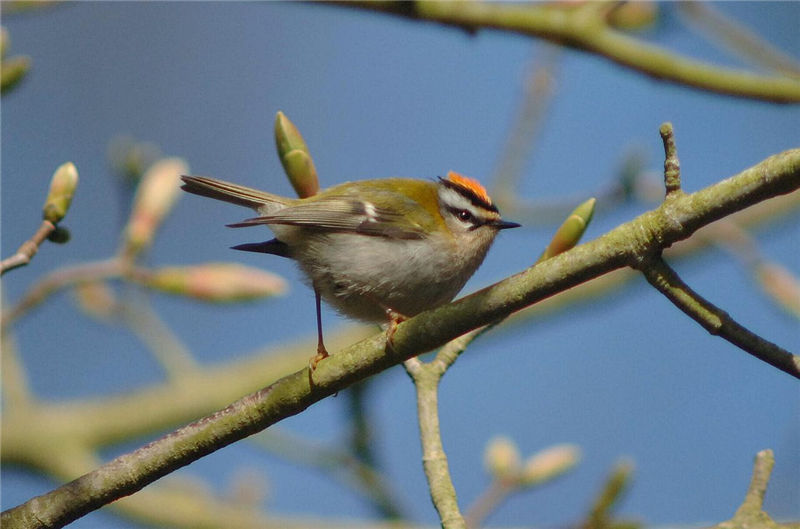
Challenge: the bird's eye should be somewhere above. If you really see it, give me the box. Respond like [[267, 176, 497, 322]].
[[457, 210, 473, 222]]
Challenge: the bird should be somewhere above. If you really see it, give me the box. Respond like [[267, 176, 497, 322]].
[[180, 171, 519, 369]]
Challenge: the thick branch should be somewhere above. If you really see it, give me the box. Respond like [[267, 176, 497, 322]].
[[3, 147, 799, 528], [322, 1, 800, 103]]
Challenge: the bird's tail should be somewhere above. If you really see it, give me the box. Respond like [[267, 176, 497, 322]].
[[180, 175, 291, 213]]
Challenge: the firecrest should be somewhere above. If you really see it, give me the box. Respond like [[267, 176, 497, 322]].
[[181, 171, 519, 367]]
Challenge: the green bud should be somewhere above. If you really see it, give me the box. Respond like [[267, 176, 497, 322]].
[[275, 111, 319, 198], [571, 197, 596, 226], [589, 459, 635, 518], [538, 197, 596, 263], [275, 111, 309, 156], [42, 162, 79, 223], [1, 55, 31, 94]]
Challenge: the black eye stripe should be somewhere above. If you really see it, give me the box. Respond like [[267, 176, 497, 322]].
[[446, 206, 483, 227], [438, 177, 499, 213]]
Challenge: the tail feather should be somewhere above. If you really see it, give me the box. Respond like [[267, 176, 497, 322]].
[[180, 175, 290, 212]]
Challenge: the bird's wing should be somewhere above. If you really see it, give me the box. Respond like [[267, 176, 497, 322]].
[[227, 198, 427, 240]]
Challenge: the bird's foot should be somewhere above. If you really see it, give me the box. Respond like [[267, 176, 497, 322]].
[[309, 343, 329, 372], [384, 309, 408, 354]]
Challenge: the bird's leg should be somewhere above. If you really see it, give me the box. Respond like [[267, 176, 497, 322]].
[[309, 287, 329, 371], [384, 307, 408, 353]]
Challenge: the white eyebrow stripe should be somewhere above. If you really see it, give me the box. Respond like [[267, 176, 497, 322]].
[[439, 187, 479, 214]]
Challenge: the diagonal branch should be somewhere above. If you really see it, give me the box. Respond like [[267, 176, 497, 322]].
[[640, 257, 800, 379], [321, 1, 800, 103], [3, 146, 799, 528]]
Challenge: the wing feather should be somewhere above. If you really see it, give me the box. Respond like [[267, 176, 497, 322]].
[[227, 198, 427, 240]]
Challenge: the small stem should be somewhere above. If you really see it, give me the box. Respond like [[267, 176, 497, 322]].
[[490, 44, 561, 205], [0, 220, 57, 276], [581, 459, 634, 529], [659, 123, 682, 197], [737, 449, 774, 513], [410, 367, 466, 529], [640, 257, 800, 380], [678, 2, 800, 78], [0, 330, 33, 408], [345, 380, 405, 520], [464, 479, 512, 529], [1, 258, 124, 331], [405, 340, 479, 529]]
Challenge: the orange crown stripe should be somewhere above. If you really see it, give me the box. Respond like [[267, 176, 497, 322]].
[[446, 171, 492, 205]]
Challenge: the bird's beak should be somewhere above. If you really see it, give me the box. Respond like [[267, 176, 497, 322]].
[[492, 219, 521, 230]]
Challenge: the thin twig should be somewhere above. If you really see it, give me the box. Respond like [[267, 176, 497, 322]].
[[1, 258, 124, 331], [247, 427, 408, 520], [579, 459, 635, 529], [491, 44, 561, 205], [678, 2, 800, 79], [641, 123, 800, 379], [0, 220, 57, 276], [322, 1, 800, 103], [403, 354, 467, 529], [345, 379, 406, 519], [738, 449, 774, 513], [640, 257, 800, 379], [464, 479, 512, 529], [659, 123, 682, 198], [0, 330, 33, 408], [709, 450, 780, 529]]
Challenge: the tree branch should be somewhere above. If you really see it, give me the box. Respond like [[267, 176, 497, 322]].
[[640, 257, 800, 379], [320, 1, 800, 103], [639, 124, 800, 379], [3, 146, 799, 528], [404, 355, 466, 529]]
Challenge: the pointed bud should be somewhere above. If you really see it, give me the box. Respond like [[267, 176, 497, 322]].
[[1, 55, 30, 94], [484, 436, 521, 480], [538, 197, 596, 263], [42, 162, 79, 224], [275, 112, 319, 198], [590, 459, 635, 516], [135, 263, 287, 303], [520, 444, 581, 487], [121, 158, 188, 258]]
